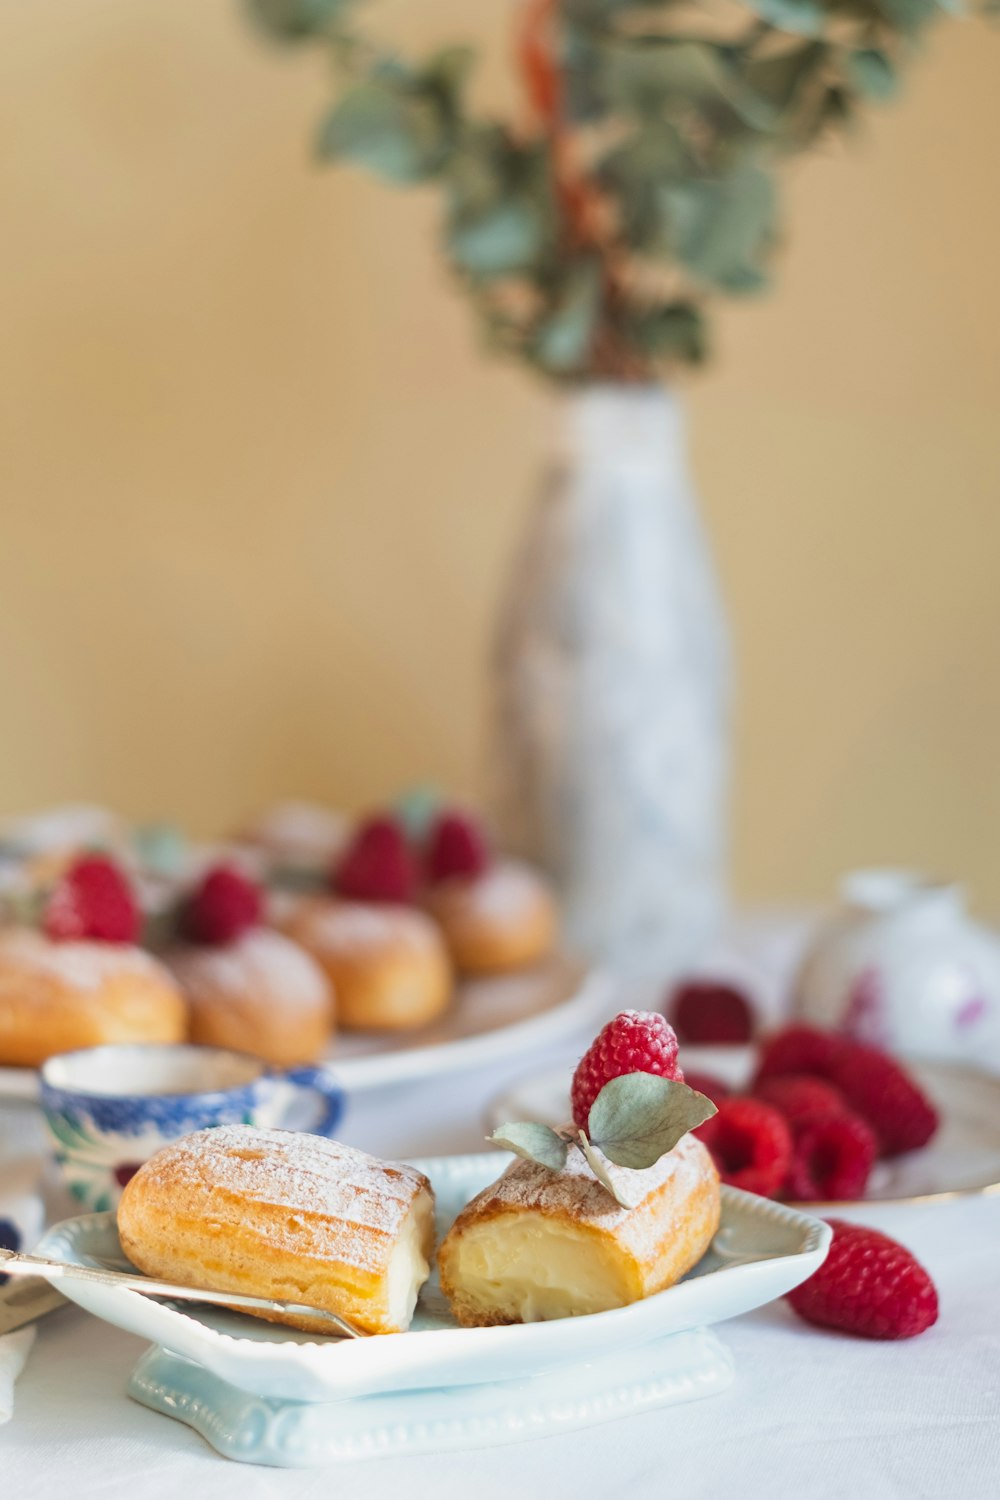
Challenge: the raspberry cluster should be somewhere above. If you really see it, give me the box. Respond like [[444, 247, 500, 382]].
[[333, 807, 492, 903], [569, 1007, 941, 1342], [681, 1021, 938, 1204]]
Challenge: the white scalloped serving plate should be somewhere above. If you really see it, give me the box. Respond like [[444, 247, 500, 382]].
[[35, 1151, 829, 1404]]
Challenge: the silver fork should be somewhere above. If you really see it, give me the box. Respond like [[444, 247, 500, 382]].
[[0, 1248, 368, 1339]]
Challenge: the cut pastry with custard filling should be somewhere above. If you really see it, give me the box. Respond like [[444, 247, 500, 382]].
[[439, 1132, 720, 1326], [118, 1124, 435, 1335]]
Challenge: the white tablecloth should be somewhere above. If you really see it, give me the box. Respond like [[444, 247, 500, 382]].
[[4, 925, 1000, 1497]]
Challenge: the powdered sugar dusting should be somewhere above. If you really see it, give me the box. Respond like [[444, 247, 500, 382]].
[[438, 862, 551, 923], [165, 929, 330, 1014], [132, 1125, 429, 1274], [0, 926, 172, 991], [477, 1131, 709, 1264], [239, 802, 348, 863], [294, 900, 444, 958]]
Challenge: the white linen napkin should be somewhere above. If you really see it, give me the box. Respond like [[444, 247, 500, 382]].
[[0, 1149, 46, 1425], [0, 1327, 36, 1423]]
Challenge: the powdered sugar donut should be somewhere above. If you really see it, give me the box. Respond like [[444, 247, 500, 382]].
[[164, 927, 333, 1067], [283, 898, 451, 1031], [0, 927, 186, 1067], [423, 860, 558, 977]]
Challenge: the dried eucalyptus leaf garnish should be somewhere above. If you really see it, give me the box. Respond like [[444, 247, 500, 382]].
[[587, 1073, 717, 1171], [488, 1121, 568, 1172], [576, 1131, 638, 1210]]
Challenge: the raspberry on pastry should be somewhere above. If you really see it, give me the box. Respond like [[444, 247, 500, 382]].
[[43, 855, 140, 945], [181, 865, 263, 946], [335, 816, 417, 905], [424, 810, 491, 884], [571, 1011, 683, 1131]]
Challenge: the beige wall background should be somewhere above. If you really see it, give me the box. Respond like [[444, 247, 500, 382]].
[[1, 2, 998, 910]]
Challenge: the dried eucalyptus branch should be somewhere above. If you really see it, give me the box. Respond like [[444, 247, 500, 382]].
[[243, 0, 994, 382]]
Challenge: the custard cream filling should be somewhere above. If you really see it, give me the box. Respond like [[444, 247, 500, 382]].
[[449, 1216, 631, 1321], [385, 1193, 434, 1330]]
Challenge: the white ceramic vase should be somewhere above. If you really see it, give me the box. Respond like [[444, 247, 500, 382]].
[[488, 384, 730, 972], [792, 869, 1000, 1070]]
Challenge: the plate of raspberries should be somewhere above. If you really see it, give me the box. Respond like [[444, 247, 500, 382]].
[[489, 1006, 1000, 1207]]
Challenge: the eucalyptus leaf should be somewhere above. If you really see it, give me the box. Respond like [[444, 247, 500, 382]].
[[565, 0, 676, 25], [532, 259, 603, 373], [448, 198, 548, 277], [445, 126, 516, 217], [663, 164, 777, 291], [740, 0, 827, 35], [1, 887, 47, 929], [630, 301, 708, 363], [243, 0, 347, 42], [845, 48, 898, 99], [422, 45, 475, 98], [564, 26, 610, 123], [317, 79, 450, 183], [876, 0, 943, 34], [742, 42, 827, 112], [797, 83, 853, 143], [489, 1122, 568, 1172], [132, 822, 188, 878], [587, 1073, 717, 1170], [598, 125, 690, 247], [577, 1132, 639, 1209], [604, 39, 777, 129]]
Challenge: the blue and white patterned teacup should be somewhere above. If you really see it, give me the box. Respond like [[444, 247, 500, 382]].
[[40, 1043, 345, 1213]]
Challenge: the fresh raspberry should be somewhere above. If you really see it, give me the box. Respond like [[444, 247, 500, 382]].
[[681, 1070, 731, 1108], [424, 810, 491, 884], [182, 865, 262, 945], [787, 1219, 938, 1339], [753, 1024, 844, 1085], [670, 979, 755, 1045], [785, 1112, 877, 1201], [335, 816, 416, 904], [753, 1074, 848, 1135], [829, 1040, 938, 1158], [702, 1096, 792, 1197], [43, 855, 139, 944], [570, 1011, 683, 1131]]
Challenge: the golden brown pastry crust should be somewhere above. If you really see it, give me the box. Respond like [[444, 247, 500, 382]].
[[439, 1132, 720, 1327], [283, 897, 452, 1031], [422, 860, 558, 977], [164, 928, 333, 1067], [118, 1125, 435, 1336], [0, 928, 187, 1068]]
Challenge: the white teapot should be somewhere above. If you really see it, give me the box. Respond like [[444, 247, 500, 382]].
[[792, 869, 1000, 1070]]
